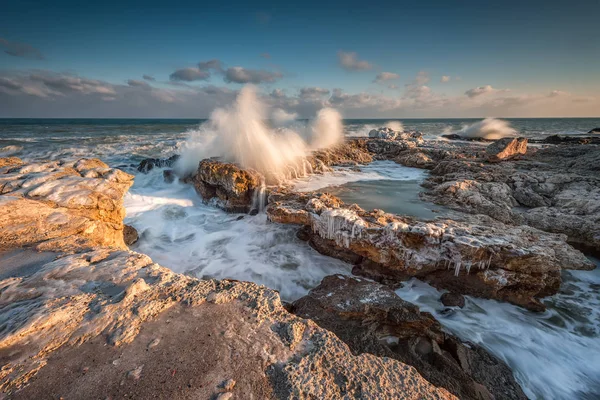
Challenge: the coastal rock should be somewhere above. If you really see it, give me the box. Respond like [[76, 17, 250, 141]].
[[369, 127, 399, 139], [421, 143, 600, 252], [123, 224, 139, 246], [0, 158, 134, 252], [0, 157, 24, 169], [485, 137, 528, 162], [367, 138, 417, 158], [266, 192, 593, 310], [137, 154, 180, 173], [440, 292, 465, 308], [292, 275, 526, 400], [193, 159, 264, 213], [588, 128, 600, 134], [0, 250, 455, 400]]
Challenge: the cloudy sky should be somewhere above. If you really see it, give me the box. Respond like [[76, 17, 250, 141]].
[[1, 0, 599, 118]]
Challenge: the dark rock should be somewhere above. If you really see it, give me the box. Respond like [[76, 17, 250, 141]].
[[163, 169, 176, 183], [123, 225, 139, 246], [293, 275, 527, 400], [441, 134, 491, 142], [588, 128, 600, 134], [440, 292, 465, 308], [137, 155, 180, 173]]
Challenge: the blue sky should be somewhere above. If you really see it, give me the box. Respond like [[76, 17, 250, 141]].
[[1, 0, 599, 117]]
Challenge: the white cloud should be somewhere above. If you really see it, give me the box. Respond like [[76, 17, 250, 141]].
[[374, 72, 400, 83], [441, 75, 451, 83], [338, 51, 373, 71], [465, 85, 509, 98], [299, 87, 330, 99]]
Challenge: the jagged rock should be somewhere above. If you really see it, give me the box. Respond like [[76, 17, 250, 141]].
[[369, 127, 399, 139], [367, 139, 417, 158], [293, 275, 526, 400], [137, 155, 180, 173], [440, 292, 465, 308], [267, 192, 593, 310], [421, 144, 600, 252], [589, 128, 600, 134], [485, 138, 528, 162], [0, 158, 134, 252], [441, 134, 491, 142], [0, 250, 456, 400], [123, 225, 139, 246], [0, 157, 24, 169], [192, 159, 264, 213]]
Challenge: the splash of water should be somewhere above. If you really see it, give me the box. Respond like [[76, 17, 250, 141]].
[[457, 118, 517, 139], [176, 86, 343, 182]]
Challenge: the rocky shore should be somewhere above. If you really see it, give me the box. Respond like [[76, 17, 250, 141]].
[[1, 128, 598, 398]]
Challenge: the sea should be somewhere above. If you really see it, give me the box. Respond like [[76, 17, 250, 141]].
[[1, 117, 600, 399]]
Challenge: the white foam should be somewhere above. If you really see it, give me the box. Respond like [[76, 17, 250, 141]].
[[124, 169, 350, 300], [395, 266, 600, 399]]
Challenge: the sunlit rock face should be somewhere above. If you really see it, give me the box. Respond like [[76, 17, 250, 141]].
[[485, 137, 528, 162], [267, 192, 593, 311], [0, 157, 134, 252], [293, 275, 527, 400]]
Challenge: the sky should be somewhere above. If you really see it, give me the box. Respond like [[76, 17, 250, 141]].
[[1, 0, 599, 118]]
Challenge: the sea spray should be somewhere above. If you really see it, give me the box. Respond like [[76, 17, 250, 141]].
[[456, 118, 517, 139], [176, 86, 343, 182]]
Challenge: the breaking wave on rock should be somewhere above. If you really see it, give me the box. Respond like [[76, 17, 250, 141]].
[[455, 118, 517, 139]]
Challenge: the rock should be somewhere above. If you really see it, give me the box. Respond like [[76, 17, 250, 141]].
[[421, 143, 600, 253], [588, 128, 600, 134], [216, 393, 233, 400], [485, 137, 528, 162], [293, 275, 527, 400], [163, 169, 176, 183], [367, 139, 417, 158], [538, 135, 600, 145], [127, 365, 144, 380], [440, 292, 465, 308], [192, 159, 264, 213], [220, 379, 236, 391], [0, 157, 24, 169], [441, 134, 491, 142], [123, 225, 139, 246], [137, 155, 180, 173], [0, 158, 134, 252], [267, 192, 593, 310], [369, 127, 399, 140]]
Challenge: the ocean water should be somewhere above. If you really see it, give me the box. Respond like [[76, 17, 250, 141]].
[[2, 117, 600, 399]]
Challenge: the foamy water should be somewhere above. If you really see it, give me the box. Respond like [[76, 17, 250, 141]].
[[396, 264, 600, 400]]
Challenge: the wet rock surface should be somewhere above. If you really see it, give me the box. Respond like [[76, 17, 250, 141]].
[[293, 275, 527, 400], [0, 157, 134, 252], [0, 158, 457, 400], [440, 292, 465, 308], [267, 191, 593, 310], [137, 154, 180, 173], [485, 137, 528, 162]]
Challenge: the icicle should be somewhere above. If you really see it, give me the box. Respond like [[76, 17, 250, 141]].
[[454, 261, 461, 277], [487, 253, 493, 269], [466, 262, 471, 274]]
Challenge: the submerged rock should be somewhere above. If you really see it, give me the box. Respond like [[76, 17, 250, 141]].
[[440, 292, 465, 308], [293, 275, 527, 400], [485, 137, 528, 162], [137, 154, 180, 173], [267, 192, 593, 310]]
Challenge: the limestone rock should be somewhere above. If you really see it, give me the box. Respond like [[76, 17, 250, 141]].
[[485, 138, 528, 162], [293, 275, 526, 400], [266, 191, 593, 310], [0, 158, 134, 252], [192, 159, 264, 213]]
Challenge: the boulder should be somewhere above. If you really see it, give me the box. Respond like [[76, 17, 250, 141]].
[[123, 224, 139, 246], [588, 127, 600, 134], [485, 137, 528, 162], [266, 192, 594, 310], [137, 154, 180, 173], [0, 158, 134, 252], [293, 275, 526, 400], [440, 292, 465, 308], [193, 159, 264, 213]]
